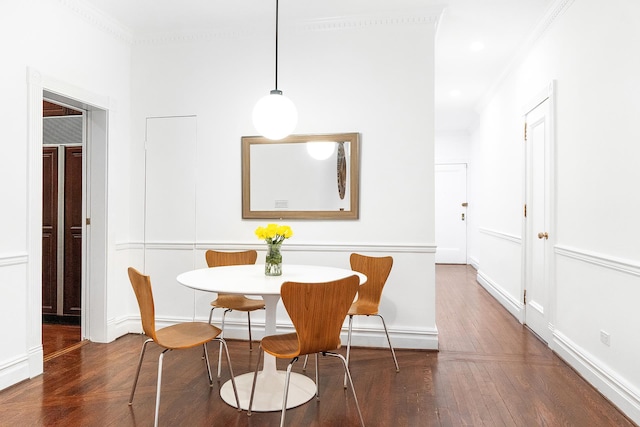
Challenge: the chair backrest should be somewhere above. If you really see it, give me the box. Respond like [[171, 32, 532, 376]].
[[128, 267, 158, 341], [350, 253, 393, 308], [205, 250, 258, 303], [281, 275, 360, 356], [205, 249, 258, 268]]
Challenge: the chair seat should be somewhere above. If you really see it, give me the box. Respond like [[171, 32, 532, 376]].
[[262, 333, 342, 359], [261, 333, 300, 358], [155, 322, 222, 349], [348, 301, 379, 316], [211, 295, 265, 312]]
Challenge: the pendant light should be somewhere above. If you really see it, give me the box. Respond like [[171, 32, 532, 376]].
[[252, 0, 297, 140]]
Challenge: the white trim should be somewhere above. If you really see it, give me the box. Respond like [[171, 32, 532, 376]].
[[115, 242, 144, 251], [122, 313, 438, 351], [468, 256, 480, 270], [553, 330, 640, 424], [26, 67, 44, 380], [555, 245, 640, 277], [134, 241, 436, 254], [133, 8, 444, 45], [0, 355, 30, 391], [0, 253, 29, 267], [57, 0, 133, 44], [27, 67, 112, 355], [476, 269, 524, 322], [478, 227, 521, 244]]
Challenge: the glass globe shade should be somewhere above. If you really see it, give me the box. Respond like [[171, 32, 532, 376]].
[[306, 141, 335, 160], [252, 91, 298, 140]]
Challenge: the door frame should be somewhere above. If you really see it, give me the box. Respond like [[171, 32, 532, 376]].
[[27, 68, 109, 377], [434, 162, 468, 264], [521, 80, 556, 343]]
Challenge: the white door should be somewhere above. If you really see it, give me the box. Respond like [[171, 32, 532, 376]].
[[524, 97, 552, 343], [435, 163, 467, 264]]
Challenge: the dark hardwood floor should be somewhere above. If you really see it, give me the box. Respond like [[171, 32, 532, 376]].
[[1, 265, 634, 426], [42, 323, 84, 361]]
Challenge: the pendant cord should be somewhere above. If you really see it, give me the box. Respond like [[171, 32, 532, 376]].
[[275, 0, 279, 91]]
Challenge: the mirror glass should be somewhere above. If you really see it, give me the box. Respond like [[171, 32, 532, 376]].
[[242, 133, 360, 219]]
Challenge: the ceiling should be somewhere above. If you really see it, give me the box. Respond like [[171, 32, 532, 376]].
[[82, 0, 555, 132]]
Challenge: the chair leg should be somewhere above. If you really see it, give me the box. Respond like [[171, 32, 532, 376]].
[[154, 348, 170, 427], [216, 337, 241, 411], [344, 315, 354, 388], [202, 343, 213, 385], [302, 354, 309, 371], [247, 346, 264, 416], [314, 353, 319, 399], [247, 312, 253, 351], [376, 314, 399, 372], [325, 351, 365, 427], [218, 308, 232, 378], [280, 357, 298, 427], [129, 338, 153, 405], [204, 307, 216, 360]]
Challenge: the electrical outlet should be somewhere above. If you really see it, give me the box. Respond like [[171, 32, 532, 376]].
[[600, 330, 610, 346]]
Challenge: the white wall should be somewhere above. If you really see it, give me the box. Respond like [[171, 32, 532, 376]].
[[128, 13, 440, 351], [0, 0, 132, 389], [435, 129, 470, 164], [468, 0, 640, 422]]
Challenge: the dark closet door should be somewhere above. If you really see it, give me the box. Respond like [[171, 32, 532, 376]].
[[63, 146, 82, 316], [42, 147, 58, 315]]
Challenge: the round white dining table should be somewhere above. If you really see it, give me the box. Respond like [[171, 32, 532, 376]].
[[176, 263, 366, 412]]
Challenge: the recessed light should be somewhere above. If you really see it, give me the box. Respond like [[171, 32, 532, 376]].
[[470, 41, 485, 52]]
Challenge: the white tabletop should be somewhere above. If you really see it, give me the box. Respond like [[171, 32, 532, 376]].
[[176, 263, 366, 412], [177, 264, 366, 295]]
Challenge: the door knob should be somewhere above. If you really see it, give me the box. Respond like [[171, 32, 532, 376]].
[[537, 232, 549, 240]]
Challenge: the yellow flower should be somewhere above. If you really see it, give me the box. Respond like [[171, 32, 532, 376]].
[[277, 225, 293, 238], [254, 226, 266, 240], [255, 223, 293, 244]]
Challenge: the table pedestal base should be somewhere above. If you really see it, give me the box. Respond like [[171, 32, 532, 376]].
[[220, 370, 316, 412]]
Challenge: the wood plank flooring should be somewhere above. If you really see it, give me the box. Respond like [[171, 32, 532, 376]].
[[0, 265, 634, 426], [42, 324, 84, 362]]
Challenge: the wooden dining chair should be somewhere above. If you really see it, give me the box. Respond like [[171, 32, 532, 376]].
[[344, 253, 399, 386], [247, 275, 365, 427], [127, 267, 239, 427], [206, 249, 263, 377]]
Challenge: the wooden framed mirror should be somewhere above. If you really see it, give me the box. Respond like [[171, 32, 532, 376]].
[[242, 133, 360, 219]]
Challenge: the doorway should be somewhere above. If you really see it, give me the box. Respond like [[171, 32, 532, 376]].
[[435, 163, 468, 264], [522, 84, 555, 344], [42, 100, 84, 358]]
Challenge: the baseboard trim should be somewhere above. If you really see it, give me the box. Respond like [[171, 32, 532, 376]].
[[0, 355, 30, 391], [119, 315, 438, 351], [476, 269, 524, 322], [553, 330, 640, 425]]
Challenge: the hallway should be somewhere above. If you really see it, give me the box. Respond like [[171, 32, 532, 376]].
[[0, 265, 633, 426]]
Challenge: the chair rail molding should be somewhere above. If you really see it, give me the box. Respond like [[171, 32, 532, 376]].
[[555, 245, 640, 277], [479, 227, 521, 245], [0, 252, 29, 267]]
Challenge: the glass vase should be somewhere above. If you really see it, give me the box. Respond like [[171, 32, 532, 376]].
[[265, 242, 283, 276]]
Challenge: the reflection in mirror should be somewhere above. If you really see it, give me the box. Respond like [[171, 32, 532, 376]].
[[242, 133, 360, 219]]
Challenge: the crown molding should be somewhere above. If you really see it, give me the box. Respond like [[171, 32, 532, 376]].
[[295, 8, 443, 33], [56, 1, 442, 46], [57, 0, 133, 44], [133, 8, 444, 45]]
